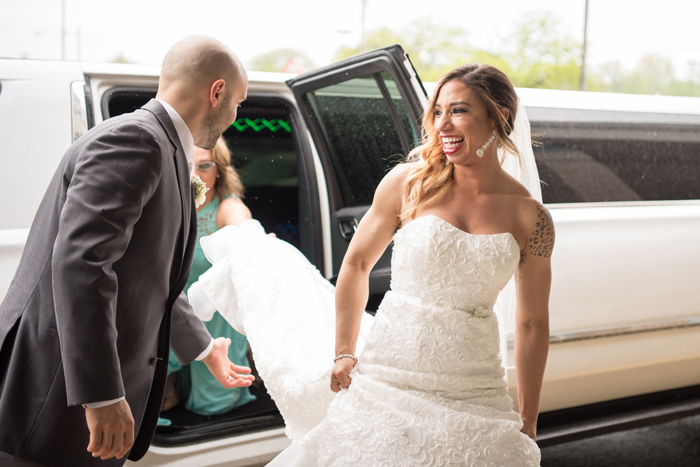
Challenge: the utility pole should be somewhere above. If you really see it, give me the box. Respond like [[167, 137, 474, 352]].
[[61, 0, 66, 60], [580, 0, 589, 91], [77, 25, 82, 61], [360, 0, 367, 53]]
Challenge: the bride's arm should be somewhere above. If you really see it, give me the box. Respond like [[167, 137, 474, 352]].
[[331, 165, 407, 392], [514, 202, 555, 440]]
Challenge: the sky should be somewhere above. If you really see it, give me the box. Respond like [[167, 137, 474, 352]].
[[1, 0, 699, 81]]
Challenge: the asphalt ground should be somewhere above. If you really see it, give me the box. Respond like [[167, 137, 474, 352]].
[[540, 414, 700, 467]]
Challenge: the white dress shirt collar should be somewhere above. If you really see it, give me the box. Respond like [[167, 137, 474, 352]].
[[155, 99, 194, 168]]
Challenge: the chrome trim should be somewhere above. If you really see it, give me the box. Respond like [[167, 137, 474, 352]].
[[71, 81, 88, 142], [546, 200, 700, 209], [507, 315, 700, 348]]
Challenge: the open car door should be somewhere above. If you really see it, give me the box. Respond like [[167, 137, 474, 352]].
[[287, 44, 427, 311]]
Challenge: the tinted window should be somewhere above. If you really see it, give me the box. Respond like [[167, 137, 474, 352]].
[[304, 73, 419, 206], [224, 110, 300, 246], [532, 124, 700, 203]]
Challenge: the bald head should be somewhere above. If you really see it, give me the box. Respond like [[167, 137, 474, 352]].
[[157, 36, 248, 150], [160, 35, 245, 91]]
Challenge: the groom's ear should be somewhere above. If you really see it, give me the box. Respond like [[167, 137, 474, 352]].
[[209, 79, 226, 108]]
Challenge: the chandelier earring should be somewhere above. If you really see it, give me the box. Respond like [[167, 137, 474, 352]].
[[476, 131, 497, 158]]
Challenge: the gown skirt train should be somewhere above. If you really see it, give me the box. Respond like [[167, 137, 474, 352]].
[[188, 217, 541, 466]]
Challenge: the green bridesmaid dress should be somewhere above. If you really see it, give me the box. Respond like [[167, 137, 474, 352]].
[[160, 195, 256, 423]]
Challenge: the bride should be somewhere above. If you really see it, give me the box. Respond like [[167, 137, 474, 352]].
[[189, 63, 553, 466]]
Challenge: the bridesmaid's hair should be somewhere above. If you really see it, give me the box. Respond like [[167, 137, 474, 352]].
[[212, 137, 245, 200], [399, 64, 519, 224]]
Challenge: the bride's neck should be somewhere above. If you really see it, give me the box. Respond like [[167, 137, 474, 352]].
[[451, 157, 504, 194]]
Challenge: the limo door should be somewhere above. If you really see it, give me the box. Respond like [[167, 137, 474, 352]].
[[287, 45, 426, 307]]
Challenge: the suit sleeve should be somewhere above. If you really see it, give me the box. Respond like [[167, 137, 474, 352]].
[[52, 121, 163, 406], [170, 291, 213, 365]]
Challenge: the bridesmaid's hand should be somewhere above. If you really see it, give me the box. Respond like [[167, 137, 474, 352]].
[[330, 357, 356, 392]]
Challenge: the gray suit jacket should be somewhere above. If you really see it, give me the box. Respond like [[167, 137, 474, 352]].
[[0, 100, 212, 466]]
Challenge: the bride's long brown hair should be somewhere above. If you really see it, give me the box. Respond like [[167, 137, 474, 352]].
[[399, 64, 520, 224]]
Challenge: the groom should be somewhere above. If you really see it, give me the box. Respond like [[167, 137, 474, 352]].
[[0, 36, 252, 466]]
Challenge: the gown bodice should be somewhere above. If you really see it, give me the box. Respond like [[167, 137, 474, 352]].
[[391, 215, 520, 314]]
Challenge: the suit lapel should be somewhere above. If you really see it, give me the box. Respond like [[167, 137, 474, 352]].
[[142, 100, 192, 266]]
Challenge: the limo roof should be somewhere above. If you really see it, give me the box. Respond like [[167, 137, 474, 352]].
[[35, 60, 692, 124], [79, 62, 295, 84]]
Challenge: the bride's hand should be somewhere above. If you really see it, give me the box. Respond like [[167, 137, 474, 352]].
[[520, 417, 537, 441], [330, 357, 356, 393]]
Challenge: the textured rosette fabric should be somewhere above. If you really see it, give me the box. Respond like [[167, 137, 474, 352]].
[[192, 216, 540, 466]]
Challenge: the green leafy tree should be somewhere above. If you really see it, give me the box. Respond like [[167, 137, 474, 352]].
[[110, 53, 135, 64], [588, 55, 700, 97], [666, 80, 700, 97], [331, 12, 699, 97], [503, 12, 581, 89], [333, 13, 581, 87], [334, 20, 474, 81], [249, 49, 316, 73], [620, 54, 674, 95], [587, 61, 625, 92]]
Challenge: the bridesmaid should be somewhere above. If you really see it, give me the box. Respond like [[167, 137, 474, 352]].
[[160, 137, 256, 421]]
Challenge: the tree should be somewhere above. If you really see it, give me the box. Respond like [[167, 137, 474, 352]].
[[666, 80, 700, 97], [249, 49, 316, 73], [502, 12, 581, 89], [329, 12, 700, 97], [332, 13, 582, 87], [334, 20, 474, 82], [587, 61, 625, 93], [110, 53, 134, 64], [620, 55, 675, 95], [590, 56, 700, 97]]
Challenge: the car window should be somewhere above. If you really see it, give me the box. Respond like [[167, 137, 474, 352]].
[[304, 72, 420, 207], [225, 114, 300, 246], [532, 124, 700, 203]]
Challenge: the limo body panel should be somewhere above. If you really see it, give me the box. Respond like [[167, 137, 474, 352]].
[[515, 95, 700, 412], [0, 60, 85, 301]]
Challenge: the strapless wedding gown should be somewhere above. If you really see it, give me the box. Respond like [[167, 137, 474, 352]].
[[189, 215, 541, 466]]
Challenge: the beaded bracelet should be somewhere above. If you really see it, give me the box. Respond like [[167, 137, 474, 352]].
[[334, 354, 358, 363]]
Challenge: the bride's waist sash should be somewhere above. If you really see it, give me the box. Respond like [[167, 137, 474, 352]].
[[384, 289, 496, 318]]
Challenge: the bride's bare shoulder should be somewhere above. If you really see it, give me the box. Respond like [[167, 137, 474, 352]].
[[370, 163, 414, 215], [378, 163, 414, 190], [518, 196, 555, 259]]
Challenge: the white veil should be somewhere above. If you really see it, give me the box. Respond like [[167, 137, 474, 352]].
[[494, 99, 541, 381]]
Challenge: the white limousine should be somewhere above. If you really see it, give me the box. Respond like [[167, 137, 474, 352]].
[[1, 45, 699, 466]]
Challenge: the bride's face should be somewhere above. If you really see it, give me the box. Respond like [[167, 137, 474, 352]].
[[433, 80, 495, 165]]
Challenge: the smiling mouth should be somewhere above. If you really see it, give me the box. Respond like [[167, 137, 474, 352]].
[[441, 136, 464, 153]]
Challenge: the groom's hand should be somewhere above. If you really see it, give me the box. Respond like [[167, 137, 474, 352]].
[[202, 337, 255, 388], [85, 399, 135, 460]]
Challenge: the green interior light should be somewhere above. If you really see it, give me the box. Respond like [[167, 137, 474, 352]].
[[230, 118, 291, 133]]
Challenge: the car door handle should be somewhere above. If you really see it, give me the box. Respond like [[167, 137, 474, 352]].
[[337, 217, 358, 241]]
